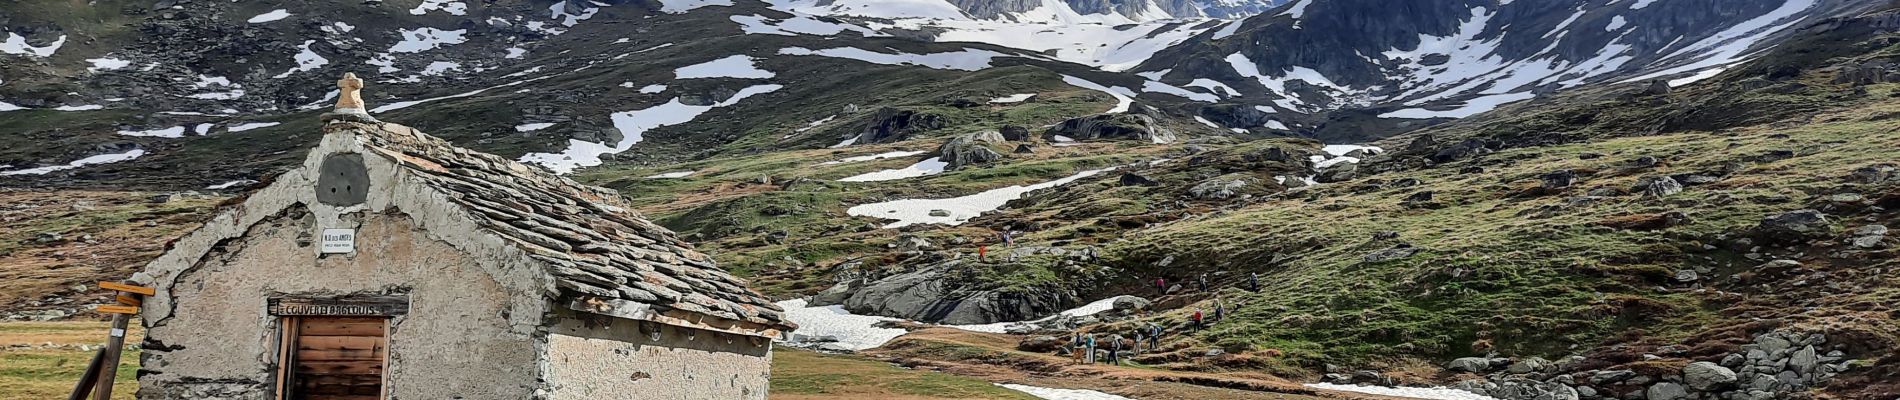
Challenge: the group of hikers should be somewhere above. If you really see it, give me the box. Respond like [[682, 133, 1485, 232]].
[[1063, 270, 1264, 365], [1067, 322, 1163, 365]]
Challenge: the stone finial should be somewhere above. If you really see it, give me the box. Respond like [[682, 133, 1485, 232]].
[[337, 73, 366, 111], [322, 72, 379, 123]]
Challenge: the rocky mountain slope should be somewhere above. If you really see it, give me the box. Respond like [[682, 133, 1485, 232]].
[[1136, 0, 1884, 142], [4, 0, 1900, 399]]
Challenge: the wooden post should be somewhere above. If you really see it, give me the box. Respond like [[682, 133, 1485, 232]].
[[92, 312, 132, 400], [66, 347, 105, 400]]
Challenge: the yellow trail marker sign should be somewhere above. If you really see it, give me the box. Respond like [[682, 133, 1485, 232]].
[[96, 305, 140, 315], [99, 281, 155, 296]]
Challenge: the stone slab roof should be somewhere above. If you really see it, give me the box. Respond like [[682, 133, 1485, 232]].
[[327, 120, 793, 332]]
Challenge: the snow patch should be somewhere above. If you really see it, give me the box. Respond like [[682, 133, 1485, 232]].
[[675, 55, 775, 79], [847, 165, 1116, 228], [999, 384, 1133, 400], [0, 149, 146, 176], [659, 0, 733, 13], [990, 93, 1036, 104], [778, 47, 1007, 71], [1305, 383, 1499, 400], [410, 0, 468, 15], [272, 40, 330, 78], [819, 150, 928, 165], [389, 28, 467, 53], [118, 126, 188, 138], [1, 32, 66, 57], [227, 122, 281, 132], [1060, 75, 1134, 114], [838, 157, 948, 182], [774, 299, 908, 351], [519, 84, 782, 174], [247, 9, 292, 23], [87, 58, 131, 72], [515, 122, 556, 132], [644, 171, 695, 179]]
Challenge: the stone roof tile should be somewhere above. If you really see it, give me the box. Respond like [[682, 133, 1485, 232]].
[[329, 121, 793, 331]]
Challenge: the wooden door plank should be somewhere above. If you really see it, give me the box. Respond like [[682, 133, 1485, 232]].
[[294, 360, 384, 376], [297, 320, 386, 337]]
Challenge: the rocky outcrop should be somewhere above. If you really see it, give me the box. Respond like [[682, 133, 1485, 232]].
[[1832, 59, 1899, 85], [1754, 209, 1832, 241], [852, 107, 947, 145], [1044, 112, 1179, 144], [935, 131, 1006, 170], [834, 260, 1076, 325], [1198, 103, 1275, 129], [1188, 178, 1248, 200]]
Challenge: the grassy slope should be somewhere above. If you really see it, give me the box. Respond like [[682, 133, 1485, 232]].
[[0, 190, 222, 313], [1097, 70, 1900, 369], [772, 348, 1041, 400], [0, 321, 141, 400]]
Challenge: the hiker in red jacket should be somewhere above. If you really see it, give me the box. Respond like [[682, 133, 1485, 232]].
[[978, 245, 988, 262], [1192, 308, 1204, 330], [1154, 277, 1167, 295]]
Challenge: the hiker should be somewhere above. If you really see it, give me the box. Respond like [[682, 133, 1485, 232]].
[[1214, 301, 1226, 322], [978, 245, 988, 262], [1154, 277, 1167, 295], [1248, 271, 1260, 292], [1107, 333, 1123, 364], [1197, 273, 1209, 292], [1192, 308, 1204, 330], [1148, 323, 1161, 350], [1084, 334, 1097, 364], [1133, 330, 1145, 354]]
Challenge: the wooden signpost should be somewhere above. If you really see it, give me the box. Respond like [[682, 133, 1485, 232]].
[[69, 281, 153, 400]]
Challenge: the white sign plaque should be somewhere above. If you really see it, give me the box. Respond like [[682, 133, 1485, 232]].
[[320, 228, 356, 254]]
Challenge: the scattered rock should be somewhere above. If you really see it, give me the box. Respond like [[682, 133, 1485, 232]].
[[1363, 245, 1420, 263], [1119, 172, 1157, 186], [1449, 357, 1492, 373], [1630, 156, 1663, 169], [1683, 361, 1738, 390], [1643, 176, 1684, 198], [1647, 382, 1689, 400], [1189, 178, 1249, 200], [1755, 209, 1831, 241], [1018, 335, 1063, 352], [998, 125, 1032, 141], [1848, 163, 1896, 183], [1432, 138, 1493, 163], [1849, 224, 1887, 249], [1540, 170, 1576, 190], [1316, 161, 1359, 183]]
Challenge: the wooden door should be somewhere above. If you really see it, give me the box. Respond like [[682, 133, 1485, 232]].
[[279, 316, 387, 400]]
